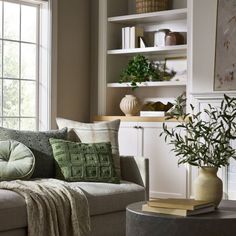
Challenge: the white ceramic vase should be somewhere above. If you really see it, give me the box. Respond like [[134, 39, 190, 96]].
[[120, 95, 140, 116], [194, 167, 223, 207]]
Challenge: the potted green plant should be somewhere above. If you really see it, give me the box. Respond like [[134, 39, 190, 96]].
[[160, 94, 236, 206], [119, 54, 162, 90]]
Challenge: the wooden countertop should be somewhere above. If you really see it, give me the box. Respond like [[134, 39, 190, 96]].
[[94, 116, 181, 122]]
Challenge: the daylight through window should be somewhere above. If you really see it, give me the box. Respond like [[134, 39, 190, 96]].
[[0, 0, 40, 130]]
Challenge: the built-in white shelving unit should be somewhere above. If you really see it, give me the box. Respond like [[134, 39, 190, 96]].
[[108, 8, 187, 24], [98, 0, 188, 116], [107, 45, 187, 55], [107, 81, 187, 88]]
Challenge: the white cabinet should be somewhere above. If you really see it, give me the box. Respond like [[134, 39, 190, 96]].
[[119, 121, 187, 198], [118, 122, 140, 156]]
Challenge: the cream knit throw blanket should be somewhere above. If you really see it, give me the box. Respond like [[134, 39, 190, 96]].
[[0, 179, 90, 236]]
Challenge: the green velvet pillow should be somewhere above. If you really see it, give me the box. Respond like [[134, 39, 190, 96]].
[[0, 140, 35, 180], [49, 138, 119, 183]]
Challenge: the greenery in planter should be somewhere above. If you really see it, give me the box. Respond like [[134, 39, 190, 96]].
[[161, 94, 236, 168], [119, 55, 173, 90]]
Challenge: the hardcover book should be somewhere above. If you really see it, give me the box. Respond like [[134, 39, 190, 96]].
[[148, 198, 214, 210], [130, 26, 144, 48], [142, 204, 215, 216]]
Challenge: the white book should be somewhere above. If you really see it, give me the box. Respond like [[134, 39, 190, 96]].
[[122, 27, 125, 49], [124, 27, 130, 49], [130, 26, 135, 48], [130, 26, 144, 48], [140, 111, 165, 117]]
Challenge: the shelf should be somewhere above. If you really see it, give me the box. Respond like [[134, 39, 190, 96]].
[[94, 115, 179, 123], [108, 8, 187, 24], [107, 45, 187, 56], [107, 81, 187, 88]]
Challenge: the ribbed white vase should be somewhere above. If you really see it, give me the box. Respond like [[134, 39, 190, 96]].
[[120, 95, 140, 116]]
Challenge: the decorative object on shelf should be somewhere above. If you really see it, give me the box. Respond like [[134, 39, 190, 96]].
[[120, 95, 141, 116], [155, 29, 170, 47], [160, 94, 236, 207], [139, 37, 147, 48], [140, 101, 173, 117], [214, 0, 236, 91], [142, 101, 173, 112], [165, 32, 184, 46], [136, 0, 169, 14], [119, 54, 161, 90], [164, 57, 187, 82]]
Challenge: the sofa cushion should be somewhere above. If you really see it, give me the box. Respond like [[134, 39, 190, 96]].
[[0, 189, 27, 232], [69, 180, 146, 216], [0, 180, 145, 232], [0, 140, 35, 181], [56, 118, 121, 178], [0, 127, 67, 178], [50, 139, 119, 183]]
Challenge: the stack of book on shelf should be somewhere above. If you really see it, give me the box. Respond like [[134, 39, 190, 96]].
[[122, 26, 144, 49], [142, 198, 215, 216], [140, 111, 165, 117]]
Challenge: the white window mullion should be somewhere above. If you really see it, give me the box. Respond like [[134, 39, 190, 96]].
[[35, 3, 39, 131], [19, 2, 21, 130], [1, 1, 4, 126], [38, 0, 51, 131]]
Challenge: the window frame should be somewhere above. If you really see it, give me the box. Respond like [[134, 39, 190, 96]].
[[0, 0, 52, 131]]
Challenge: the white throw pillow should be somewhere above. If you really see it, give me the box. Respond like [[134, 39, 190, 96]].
[[56, 118, 121, 178]]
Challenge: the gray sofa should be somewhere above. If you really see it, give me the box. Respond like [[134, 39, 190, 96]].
[[0, 156, 149, 236]]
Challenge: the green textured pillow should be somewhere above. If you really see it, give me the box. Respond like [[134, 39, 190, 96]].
[[56, 118, 121, 178], [0, 140, 35, 180], [49, 138, 119, 184], [0, 127, 67, 178]]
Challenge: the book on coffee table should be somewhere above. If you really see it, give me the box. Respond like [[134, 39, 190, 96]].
[[142, 204, 215, 216], [148, 198, 214, 210]]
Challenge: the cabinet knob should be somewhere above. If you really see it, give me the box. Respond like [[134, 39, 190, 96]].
[[134, 126, 143, 129]]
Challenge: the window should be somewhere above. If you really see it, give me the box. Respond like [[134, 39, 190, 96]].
[[0, 0, 51, 131]]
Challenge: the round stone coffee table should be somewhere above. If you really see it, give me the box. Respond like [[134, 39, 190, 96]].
[[126, 200, 236, 236]]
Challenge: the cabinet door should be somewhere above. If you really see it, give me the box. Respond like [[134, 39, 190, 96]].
[[140, 122, 187, 199], [118, 122, 140, 156]]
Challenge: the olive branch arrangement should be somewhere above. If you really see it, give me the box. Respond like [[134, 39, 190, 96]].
[[160, 94, 236, 168]]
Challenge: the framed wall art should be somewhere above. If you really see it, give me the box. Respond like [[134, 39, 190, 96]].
[[214, 0, 236, 90], [165, 57, 187, 82]]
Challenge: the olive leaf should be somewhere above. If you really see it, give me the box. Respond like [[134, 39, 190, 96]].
[[160, 93, 236, 168]]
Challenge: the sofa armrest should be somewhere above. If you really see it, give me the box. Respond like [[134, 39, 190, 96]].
[[120, 156, 149, 200]]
